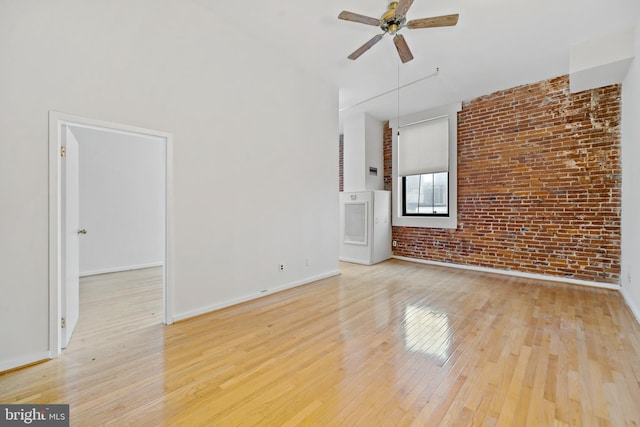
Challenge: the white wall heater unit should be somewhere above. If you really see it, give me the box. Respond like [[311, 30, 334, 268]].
[[339, 191, 392, 265]]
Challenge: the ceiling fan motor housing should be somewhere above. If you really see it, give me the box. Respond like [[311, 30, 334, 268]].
[[380, 1, 405, 34]]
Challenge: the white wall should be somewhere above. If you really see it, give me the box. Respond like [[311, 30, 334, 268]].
[[72, 126, 165, 276], [0, 0, 338, 371], [364, 114, 384, 191], [570, 27, 635, 93], [343, 112, 383, 192], [343, 114, 366, 191], [621, 22, 640, 321]]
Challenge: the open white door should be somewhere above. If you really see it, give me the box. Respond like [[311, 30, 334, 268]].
[[50, 111, 173, 359], [61, 125, 80, 348]]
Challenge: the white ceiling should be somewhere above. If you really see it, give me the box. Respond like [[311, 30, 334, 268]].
[[196, 0, 640, 126]]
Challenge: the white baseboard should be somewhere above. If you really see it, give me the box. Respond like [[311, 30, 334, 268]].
[[392, 255, 621, 290], [620, 286, 640, 325], [339, 257, 373, 265], [80, 262, 163, 277], [173, 270, 341, 322], [0, 351, 50, 374]]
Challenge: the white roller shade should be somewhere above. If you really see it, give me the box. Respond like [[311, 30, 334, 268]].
[[398, 116, 449, 176]]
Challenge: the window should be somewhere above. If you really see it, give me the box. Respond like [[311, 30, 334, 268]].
[[402, 172, 448, 215], [398, 115, 450, 217], [391, 103, 461, 229]]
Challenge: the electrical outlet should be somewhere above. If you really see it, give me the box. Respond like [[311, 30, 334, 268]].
[[305, 258, 311, 267], [279, 264, 284, 272], [392, 240, 397, 247]]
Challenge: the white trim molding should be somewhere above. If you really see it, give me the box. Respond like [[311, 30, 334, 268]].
[[390, 102, 462, 229], [620, 286, 640, 324], [0, 352, 50, 374], [173, 270, 341, 322], [79, 262, 164, 277], [393, 255, 621, 290]]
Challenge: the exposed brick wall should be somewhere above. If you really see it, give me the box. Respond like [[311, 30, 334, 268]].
[[389, 76, 621, 284], [383, 122, 392, 191], [339, 134, 344, 192]]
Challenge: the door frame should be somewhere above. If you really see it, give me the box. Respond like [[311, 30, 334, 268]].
[[48, 111, 174, 358], [60, 124, 80, 348]]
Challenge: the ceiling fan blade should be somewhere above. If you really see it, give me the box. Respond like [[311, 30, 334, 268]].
[[348, 34, 385, 60], [393, 34, 414, 63], [406, 14, 459, 29], [395, 0, 415, 18], [338, 11, 380, 26]]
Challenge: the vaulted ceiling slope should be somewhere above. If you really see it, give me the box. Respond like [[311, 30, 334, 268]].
[[195, 0, 640, 122]]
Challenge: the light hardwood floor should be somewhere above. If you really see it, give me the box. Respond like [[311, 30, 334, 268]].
[[2, 260, 640, 426]]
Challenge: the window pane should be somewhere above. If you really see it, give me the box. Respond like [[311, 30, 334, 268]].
[[404, 172, 448, 216], [433, 172, 448, 214], [418, 174, 434, 213], [404, 175, 421, 214]]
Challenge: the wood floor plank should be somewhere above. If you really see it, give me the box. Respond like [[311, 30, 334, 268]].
[[1, 260, 640, 426]]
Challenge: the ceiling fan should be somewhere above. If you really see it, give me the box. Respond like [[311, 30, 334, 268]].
[[338, 0, 459, 63]]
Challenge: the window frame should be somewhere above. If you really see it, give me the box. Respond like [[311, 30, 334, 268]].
[[391, 102, 461, 229]]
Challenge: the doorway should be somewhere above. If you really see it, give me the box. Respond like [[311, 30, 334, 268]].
[[48, 112, 174, 358]]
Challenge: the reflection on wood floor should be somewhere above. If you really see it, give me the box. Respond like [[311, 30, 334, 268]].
[[1, 260, 640, 426]]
